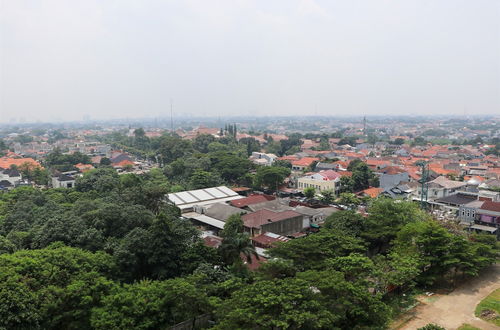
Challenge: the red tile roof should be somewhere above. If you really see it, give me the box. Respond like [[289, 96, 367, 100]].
[[379, 166, 406, 175], [479, 201, 500, 213], [242, 209, 302, 229], [251, 232, 290, 247], [0, 157, 40, 169], [360, 187, 383, 198], [317, 170, 341, 180], [230, 194, 275, 208], [291, 157, 320, 167]]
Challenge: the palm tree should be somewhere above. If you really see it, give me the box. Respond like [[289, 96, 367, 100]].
[[219, 233, 259, 265]]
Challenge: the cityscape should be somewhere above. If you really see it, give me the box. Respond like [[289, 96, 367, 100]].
[[1, 1, 499, 330]]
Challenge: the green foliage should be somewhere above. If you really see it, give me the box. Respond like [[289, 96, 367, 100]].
[[0, 245, 116, 330], [474, 288, 500, 326], [319, 189, 335, 204], [362, 198, 426, 253], [219, 214, 257, 266], [91, 278, 211, 329], [253, 165, 290, 191], [215, 278, 337, 329], [76, 167, 120, 193], [324, 210, 365, 236], [303, 186, 316, 199], [45, 149, 91, 171], [342, 159, 378, 192], [269, 228, 365, 271]]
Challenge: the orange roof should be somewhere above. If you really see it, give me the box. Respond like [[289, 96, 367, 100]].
[[429, 165, 457, 176], [291, 157, 319, 167], [0, 157, 40, 169], [277, 155, 298, 161], [113, 159, 134, 167], [360, 187, 383, 198], [338, 171, 353, 177]]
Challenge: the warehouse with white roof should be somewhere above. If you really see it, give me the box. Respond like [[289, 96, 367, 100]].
[[168, 186, 243, 213]]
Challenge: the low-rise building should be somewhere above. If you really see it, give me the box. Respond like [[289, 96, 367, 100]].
[[297, 170, 341, 195], [242, 209, 303, 236], [249, 152, 277, 166]]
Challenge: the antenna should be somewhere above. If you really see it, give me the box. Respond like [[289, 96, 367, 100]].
[[170, 99, 174, 132]]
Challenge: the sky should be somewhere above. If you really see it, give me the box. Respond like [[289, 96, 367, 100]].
[[0, 0, 499, 122]]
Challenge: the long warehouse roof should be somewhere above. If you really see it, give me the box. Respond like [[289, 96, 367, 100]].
[[167, 186, 243, 210]]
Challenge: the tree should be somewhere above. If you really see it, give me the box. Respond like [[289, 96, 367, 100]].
[[189, 170, 221, 189], [239, 137, 260, 156], [193, 134, 216, 153], [338, 192, 360, 209], [362, 198, 426, 254], [393, 138, 405, 145], [99, 157, 112, 166], [114, 212, 201, 281], [269, 229, 365, 271], [339, 175, 354, 193], [295, 270, 390, 329], [210, 152, 253, 183], [391, 220, 490, 286], [319, 189, 335, 204], [323, 210, 365, 237], [91, 278, 211, 330], [303, 187, 316, 199], [253, 166, 290, 191], [219, 214, 257, 266], [215, 278, 336, 330], [0, 245, 116, 330], [76, 167, 120, 193]]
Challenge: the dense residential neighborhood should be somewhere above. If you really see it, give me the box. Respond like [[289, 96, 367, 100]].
[[0, 117, 498, 329]]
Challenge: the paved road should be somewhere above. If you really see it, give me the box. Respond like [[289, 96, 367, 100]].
[[399, 264, 500, 330]]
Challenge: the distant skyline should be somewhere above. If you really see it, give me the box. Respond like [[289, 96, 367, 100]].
[[1, 0, 499, 122]]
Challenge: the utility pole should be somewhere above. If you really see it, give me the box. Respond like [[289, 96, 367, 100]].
[[170, 99, 174, 132], [416, 161, 429, 209]]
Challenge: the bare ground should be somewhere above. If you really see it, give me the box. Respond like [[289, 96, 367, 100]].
[[394, 264, 500, 330]]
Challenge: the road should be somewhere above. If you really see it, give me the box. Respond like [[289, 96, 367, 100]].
[[398, 264, 500, 330]]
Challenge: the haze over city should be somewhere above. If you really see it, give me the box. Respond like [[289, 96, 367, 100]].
[[1, 0, 499, 122]]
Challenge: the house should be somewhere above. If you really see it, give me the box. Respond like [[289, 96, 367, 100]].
[[377, 166, 409, 190], [230, 194, 275, 209], [359, 187, 383, 198], [186, 203, 247, 234], [249, 152, 277, 166], [476, 201, 500, 229], [75, 163, 94, 173], [0, 180, 13, 191], [435, 192, 477, 208], [314, 162, 338, 172], [458, 200, 484, 223], [413, 176, 467, 201], [251, 232, 290, 249], [297, 170, 341, 195], [0, 168, 22, 186], [381, 184, 413, 199], [110, 153, 134, 168], [247, 198, 338, 227], [291, 157, 319, 171], [52, 173, 76, 188], [242, 209, 304, 236]]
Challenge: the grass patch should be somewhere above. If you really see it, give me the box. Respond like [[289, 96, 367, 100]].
[[457, 324, 480, 330], [475, 288, 500, 326]]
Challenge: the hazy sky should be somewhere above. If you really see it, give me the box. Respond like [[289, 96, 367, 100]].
[[1, 0, 499, 122]]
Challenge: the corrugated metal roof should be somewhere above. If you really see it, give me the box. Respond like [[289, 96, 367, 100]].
[[167, 186, 242, 211]]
